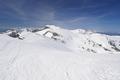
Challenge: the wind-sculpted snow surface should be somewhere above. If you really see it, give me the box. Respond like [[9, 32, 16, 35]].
[[0, 25, 120, 80]]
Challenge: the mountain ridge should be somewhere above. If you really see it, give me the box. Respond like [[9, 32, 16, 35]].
[[2, 25, 120, 54]]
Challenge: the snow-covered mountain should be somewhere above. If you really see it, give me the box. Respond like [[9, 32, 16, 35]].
[[0, 25, 120, 80], [5, 25, 120, 54]]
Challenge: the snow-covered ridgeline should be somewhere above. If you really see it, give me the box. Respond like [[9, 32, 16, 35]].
[[4, 25, 120, 54]]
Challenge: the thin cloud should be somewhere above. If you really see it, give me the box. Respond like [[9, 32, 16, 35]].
[[0, 0, 56, 22]]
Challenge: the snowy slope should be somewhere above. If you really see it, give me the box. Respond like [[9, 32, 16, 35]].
[[0, 25, 120, 80], [9, 24, 119, 54]]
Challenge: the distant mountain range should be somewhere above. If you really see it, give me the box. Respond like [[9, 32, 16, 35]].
[[1, 25, 120, 54], [0, 27, 120, 36]]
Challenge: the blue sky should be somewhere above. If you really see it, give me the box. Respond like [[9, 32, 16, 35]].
[[0, 0, 120, 32]]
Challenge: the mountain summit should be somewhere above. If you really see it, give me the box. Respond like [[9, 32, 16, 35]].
[[5, 25, 120, 54]]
